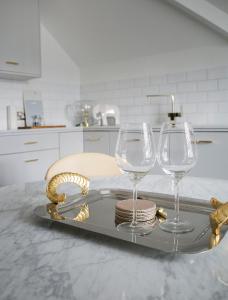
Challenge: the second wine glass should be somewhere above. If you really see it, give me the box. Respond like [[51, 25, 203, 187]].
[[157, 121, 197, 233], [115, 122, 156, 235]]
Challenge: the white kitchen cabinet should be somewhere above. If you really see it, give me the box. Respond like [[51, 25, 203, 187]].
[[0, 149, 59, 186], [59, 131, 83, 158], [190, 132, 228, 179], [109, 131, 118, 156], [0, 0, 41, 79], [0, 133, 59, 155], [0, 131, 59, 186], [84, 131, 110, 154], [152, 131, 228, 179]]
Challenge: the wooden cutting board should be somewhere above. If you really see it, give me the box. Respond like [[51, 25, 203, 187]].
[[32, 125, 66, 128], [18, 125, 66, 129]]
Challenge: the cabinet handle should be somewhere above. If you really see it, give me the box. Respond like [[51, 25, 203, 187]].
[[5, 61, 19, 66], [24, 141, 38, 145], [24, 159, 39, 163], [192, 140, 213, 144], [85, 138, 101, 142], [196, 140, 213, 144], [126, 138, 141, 142]]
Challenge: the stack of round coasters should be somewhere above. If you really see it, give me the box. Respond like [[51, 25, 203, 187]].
[[115, 199, 156, 225]]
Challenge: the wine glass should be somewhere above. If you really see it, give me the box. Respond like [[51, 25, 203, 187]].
[[115, 122, 156, 235], [157, 121, 197, 233]]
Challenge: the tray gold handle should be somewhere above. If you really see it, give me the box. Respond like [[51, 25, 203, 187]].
[[156, 207, 167, 222], [46, 172, 90, 204], [209, 197, 228, 248]]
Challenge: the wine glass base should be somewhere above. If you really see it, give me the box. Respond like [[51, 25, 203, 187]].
[[159, 219, 194, 234], [117, 221, 155, 236]]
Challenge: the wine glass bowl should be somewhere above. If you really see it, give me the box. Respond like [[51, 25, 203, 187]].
[[157, 121, 197, 233], [115, 123, 156, 235]]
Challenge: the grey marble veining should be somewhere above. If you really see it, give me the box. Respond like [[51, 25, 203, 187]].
[[1, 175, 228, 300]]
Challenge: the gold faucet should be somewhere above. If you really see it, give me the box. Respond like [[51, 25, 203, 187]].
[[147, 94, 182, 122]]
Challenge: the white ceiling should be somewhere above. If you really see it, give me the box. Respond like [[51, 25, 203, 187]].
[[39, 0, 228, 67], [206, 0, 228, 13]]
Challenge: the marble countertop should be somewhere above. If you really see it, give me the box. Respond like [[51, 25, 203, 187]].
[[1, 175, 228, 300]]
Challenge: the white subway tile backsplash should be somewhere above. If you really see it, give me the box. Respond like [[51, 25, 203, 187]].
[[185, 113, 207, 126], [186, 92, 207, 103], [186, 69, 207, 81], [142, 85, 160, 96], [133, 77, 150, 88], [218, 102, 228, 113], [218, 78, 228, 90], [142, 104, 160, 115], [167, 72, 186, 83], [133, 97, 148, 105], [104, 80, 119, 90], [128, 105, 143, 115], [182, 103, 197, 114], [126, 88, 142, 97], [198, 80, 217, 92], [208, 66, 228, 80], [118, 97, 134, 106], [177, 82, 197, 93], [207, 90, 228, 102], [207, 113, 228, 125], [159, 104, 169, 114], [197, 103, 218, 113], [112, 89, 129, 98], [0, 78, 80, 130], [150, 75, 167, 85], [118, 79, 134, 89], [80, 65, 228, 127], [160, 83, 176, 94], [147, 95, 168, 104]]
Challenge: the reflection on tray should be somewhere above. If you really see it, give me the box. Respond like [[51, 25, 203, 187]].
[[47, 203, 90, 223]]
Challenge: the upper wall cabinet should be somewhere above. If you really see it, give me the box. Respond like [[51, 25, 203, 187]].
[[0, 0, 41, 80]]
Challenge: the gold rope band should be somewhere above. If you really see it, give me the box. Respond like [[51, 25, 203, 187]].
[[46, 172, 90, 204]]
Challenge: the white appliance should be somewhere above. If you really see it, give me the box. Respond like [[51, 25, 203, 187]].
[[93, 104, 120, 126]]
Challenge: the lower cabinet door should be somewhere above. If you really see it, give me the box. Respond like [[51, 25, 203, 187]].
[[109, 131, 118, 156], [84, 131, 109, 154], [59, 131, 83, 158], [0, 149, 59, 186], [190, 132, 228, 180]]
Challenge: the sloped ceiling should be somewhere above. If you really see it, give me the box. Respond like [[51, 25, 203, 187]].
[[39, 0, 228, 67], [206, 0, 228, 13]]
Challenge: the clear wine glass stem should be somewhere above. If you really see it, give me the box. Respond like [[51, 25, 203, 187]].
[[131, 180, 138, 226], [174, 176, 180, 223]]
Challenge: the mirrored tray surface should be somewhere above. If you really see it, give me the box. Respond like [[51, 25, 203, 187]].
[[34, 189, 228, 254]]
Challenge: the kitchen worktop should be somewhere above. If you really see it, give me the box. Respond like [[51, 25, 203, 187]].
[[1, 174, 228, 300], [1, 125, 228, 136]]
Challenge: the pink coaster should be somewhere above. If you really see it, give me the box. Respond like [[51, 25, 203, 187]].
[[116, 199, 156, 213]]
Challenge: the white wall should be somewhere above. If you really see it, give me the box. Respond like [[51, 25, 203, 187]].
[[80, 42, 228, 126], [81, 64, 228, 126], [81, 46, 228, 84], [0, 24, 80, 130]]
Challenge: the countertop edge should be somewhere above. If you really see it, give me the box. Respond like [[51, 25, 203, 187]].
[[1, 125, 228, 136]]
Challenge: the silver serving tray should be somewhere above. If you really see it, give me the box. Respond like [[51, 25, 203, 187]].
[[34, 189, 228, 254]]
